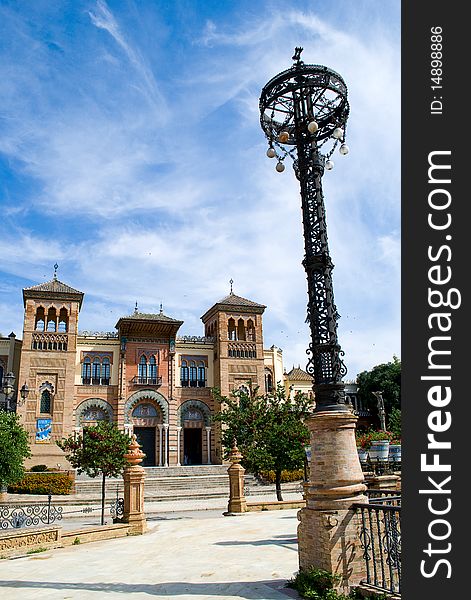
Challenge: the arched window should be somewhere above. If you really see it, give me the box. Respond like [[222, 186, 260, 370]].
[[189, 361, 198, 387], [101, 358, 110, 385], [247, 319, 255, 341], [197, 362, 206, 388], [40, 390, 51, 413], [228, 318, 236, 341], [265, 368, 273, 393], [92, 358, 101, 385], [35, 307, 45, 331], [58, 308, 68, 332], [82, 358, 91, 385], [148, 356, 157, 383], [180, 360, 189, 387], [237, 319, 246, 341], [46, 307, 57, 332], [138, 356, 147, 383]]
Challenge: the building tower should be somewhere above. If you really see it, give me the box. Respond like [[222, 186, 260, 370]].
[[201, 288, 266, 397], [115, 308, 183, 467], [17, 271, 83, 467]]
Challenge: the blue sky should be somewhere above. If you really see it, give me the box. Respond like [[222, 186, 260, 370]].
[[0, 0, 400, 379]]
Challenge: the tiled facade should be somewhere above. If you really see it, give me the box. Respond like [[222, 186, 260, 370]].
[[10, 276, 287, 469]]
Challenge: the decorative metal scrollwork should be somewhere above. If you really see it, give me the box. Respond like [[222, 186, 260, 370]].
[[110, 497, 124, 520], [0, 496, 63, 529]]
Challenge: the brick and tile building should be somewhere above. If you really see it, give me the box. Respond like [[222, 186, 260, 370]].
[[8, 274, 287, 468]]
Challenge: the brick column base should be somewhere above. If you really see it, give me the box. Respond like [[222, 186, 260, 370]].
[[297, 506, 367, 592], [298, 410, 368, 592]]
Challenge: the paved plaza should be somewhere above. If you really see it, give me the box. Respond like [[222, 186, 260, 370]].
[[0, 507, 301, 600]]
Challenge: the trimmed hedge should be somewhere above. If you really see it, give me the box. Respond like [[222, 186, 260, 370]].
[[8, 472, 73, 495], [30, 464, 49, 472], [260, 469, 304, 483]]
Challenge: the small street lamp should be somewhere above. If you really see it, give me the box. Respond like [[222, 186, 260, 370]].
[[1, 372, 29, 412]]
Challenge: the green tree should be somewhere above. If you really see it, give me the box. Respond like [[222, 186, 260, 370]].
[[388, 407, 401, 441], [212, 384, 314, 501], [356, 356, 401, 422], [57, 421, 130, 524], [0, 410, 31, 493]]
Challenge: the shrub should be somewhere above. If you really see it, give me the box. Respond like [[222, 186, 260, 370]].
[[259, 469, 304, 483], [288, 567, 342, 599], [288, 568, 388, 599], [29, 464, 49, 472], [8, 472, 72, 495]]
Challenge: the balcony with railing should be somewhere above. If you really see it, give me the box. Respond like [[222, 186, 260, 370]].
[[180, 379, 206, 388], [227, 342, 257, 359], [81, 378, 110, 386], [130, 376, 162, 387], [31, 332, 68, 351]]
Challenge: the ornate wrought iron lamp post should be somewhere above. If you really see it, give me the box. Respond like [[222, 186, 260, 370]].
[[261, 50, 367, 582], [259, 47, 350, 411]]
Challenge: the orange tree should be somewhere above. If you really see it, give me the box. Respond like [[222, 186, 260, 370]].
[[57, 421, 130, 524], [0, 410, 31, 493], [212, 384, 314, 501]]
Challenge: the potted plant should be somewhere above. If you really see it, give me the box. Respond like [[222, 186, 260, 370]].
[[355, 431, 371, 463], [369, 430, 392, 462], [389, 438, 401, 462]]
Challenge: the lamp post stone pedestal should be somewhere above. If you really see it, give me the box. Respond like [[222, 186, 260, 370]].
[[297, 411, 367, 590], [122, 434, 147, 534]]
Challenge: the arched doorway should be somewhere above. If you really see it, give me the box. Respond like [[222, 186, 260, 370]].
[[124, 390, 169, 467], [183, 407, 203, 465], [131, 402, 161, 467], [178, 400, 212, 466]]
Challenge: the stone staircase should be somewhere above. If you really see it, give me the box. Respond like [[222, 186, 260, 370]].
[[74, 465, 291, 501]]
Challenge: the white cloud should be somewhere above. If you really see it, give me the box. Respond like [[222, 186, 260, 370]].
[[0, 3, 400, 378]]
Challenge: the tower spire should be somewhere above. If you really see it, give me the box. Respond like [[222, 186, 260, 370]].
[[229, 278, 234, 295], [53, 263, 58, 279]]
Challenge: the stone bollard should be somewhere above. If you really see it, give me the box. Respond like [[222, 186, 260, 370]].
[[226, 445, 247, 515], [122, 434, 147, 534], [297, 410, 368, 593]]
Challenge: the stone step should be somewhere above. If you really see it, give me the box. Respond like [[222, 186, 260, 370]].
[[74, 472, 264, 497], [6, 480, 302, 505], [75, 465, 230, 479]]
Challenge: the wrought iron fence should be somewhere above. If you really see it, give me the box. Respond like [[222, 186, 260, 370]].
[[366, 489, 402, 507], [0, 494, 62, 529], [360, 458, 401, 475], [0, 491, 125, 530], [354, 497, 401, 595]]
